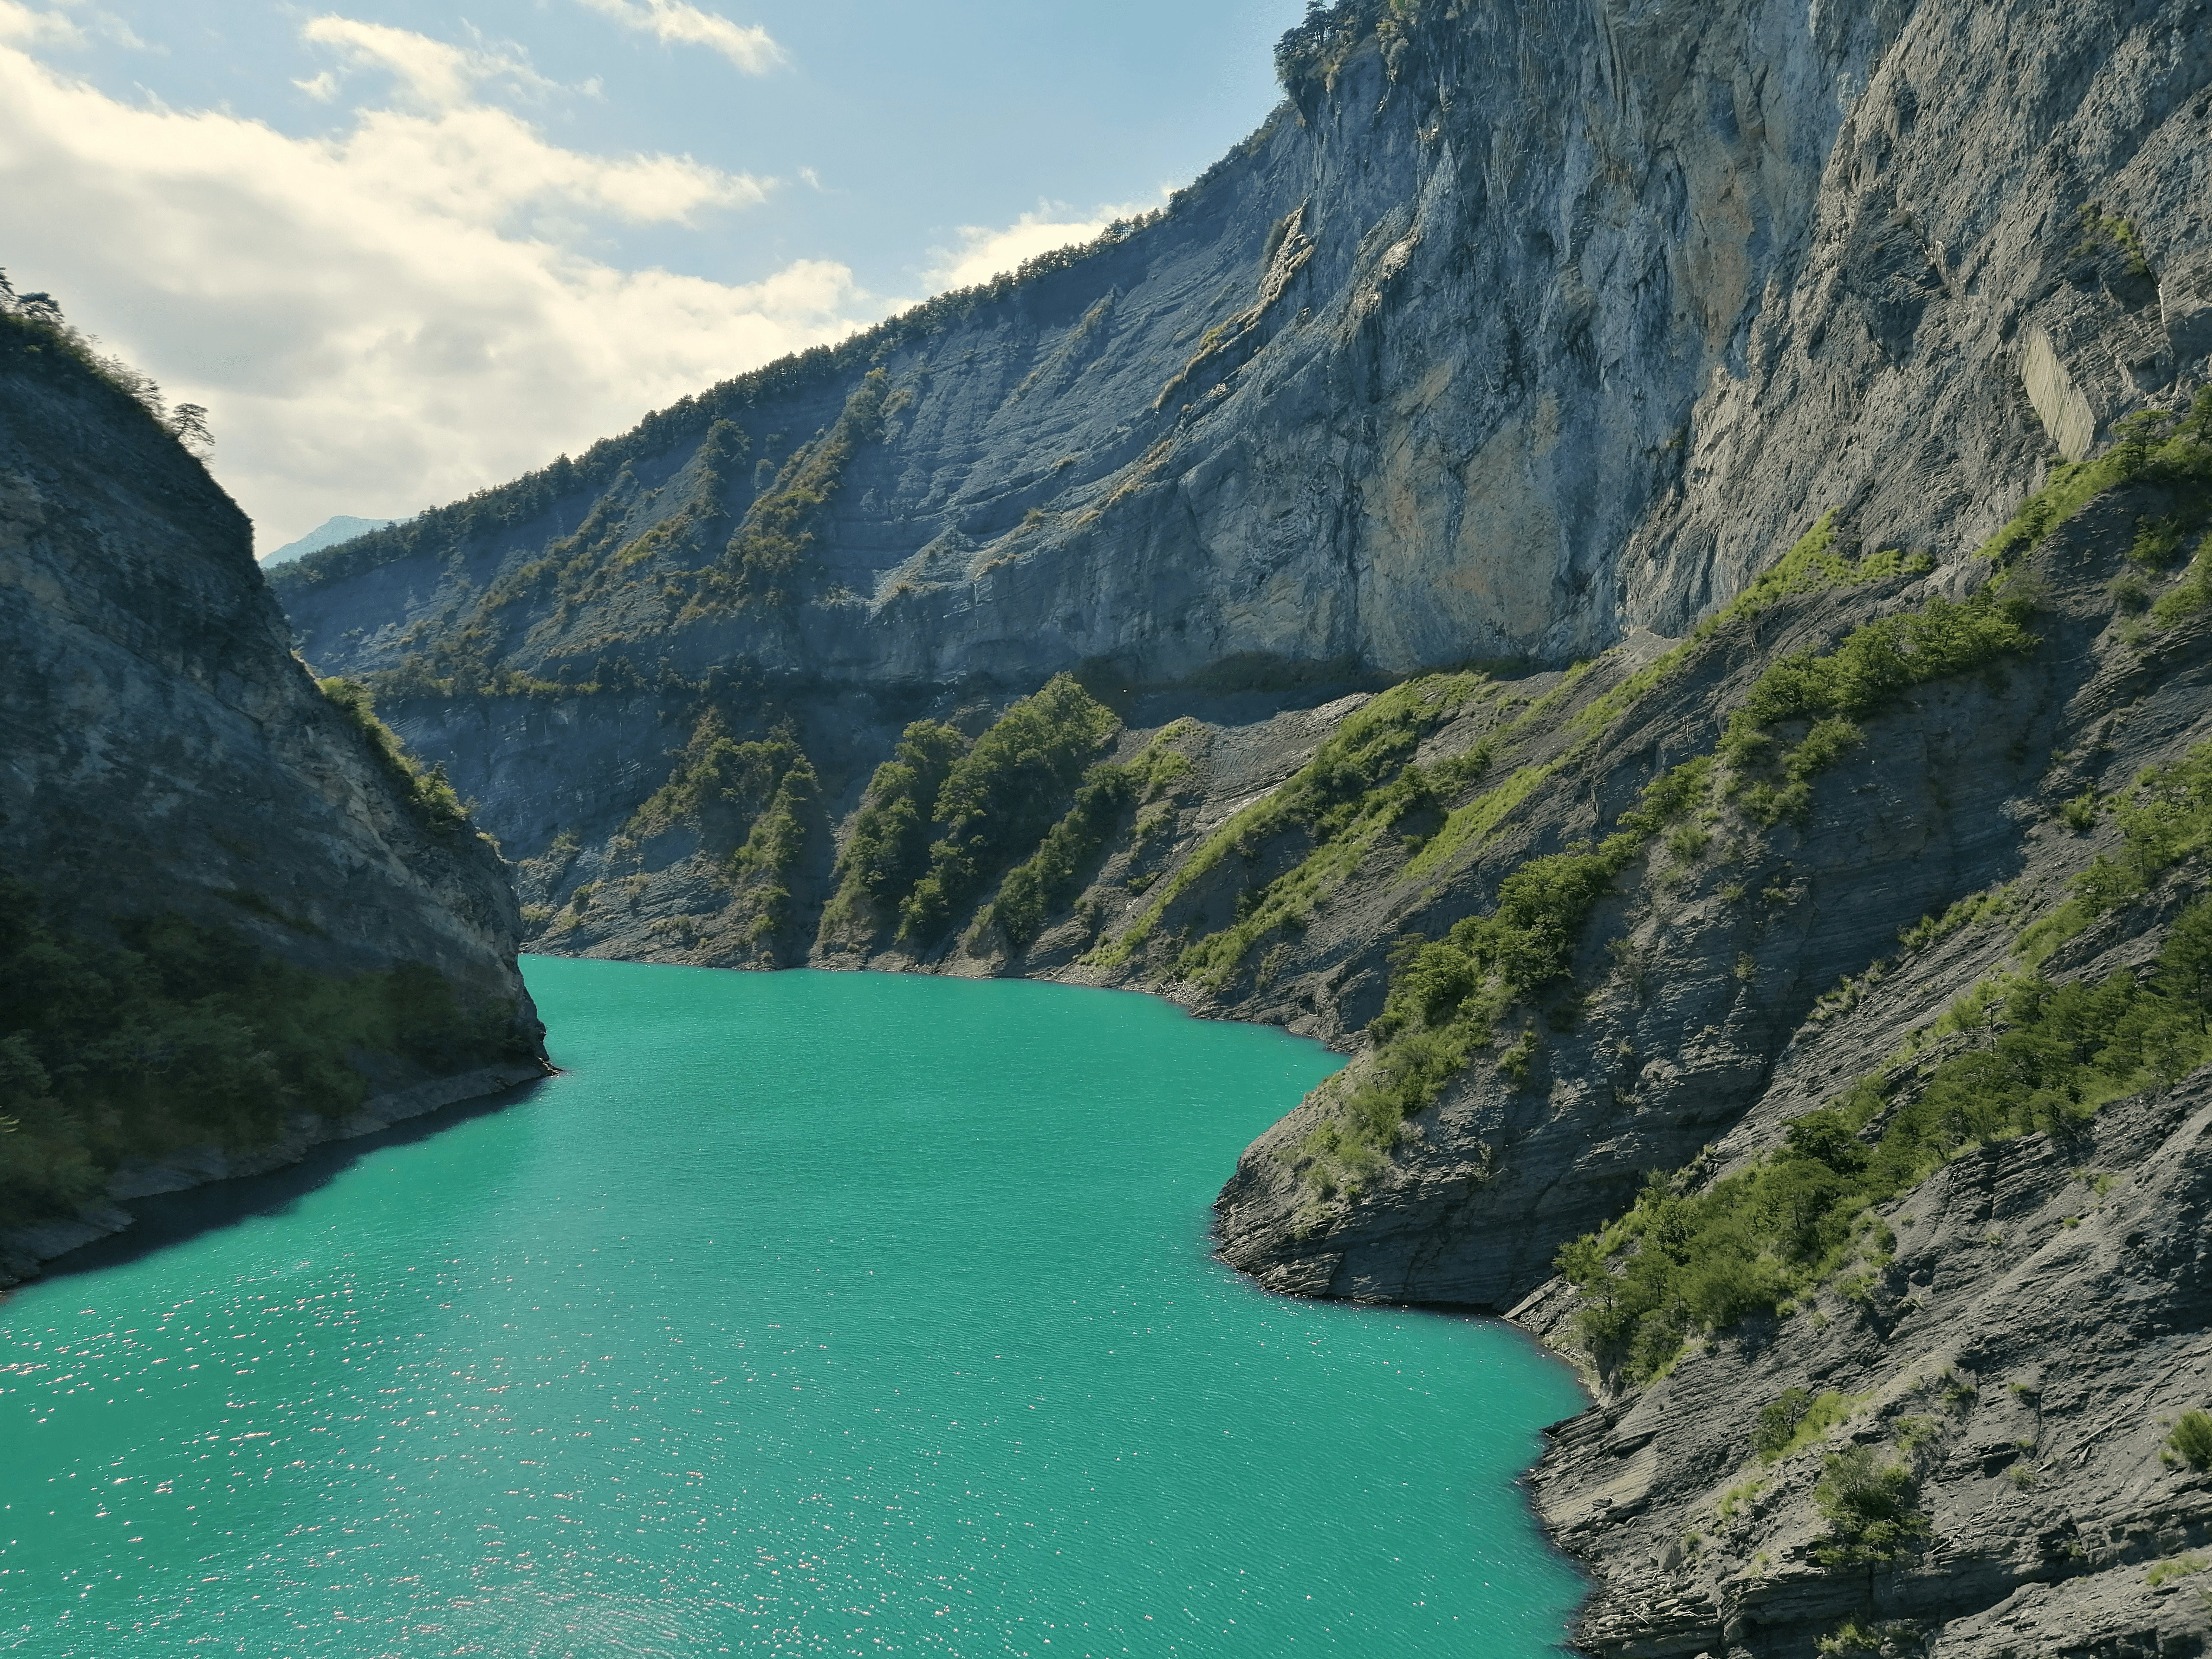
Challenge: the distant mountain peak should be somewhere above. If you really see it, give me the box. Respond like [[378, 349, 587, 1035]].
[[261, 514, 393, 566]]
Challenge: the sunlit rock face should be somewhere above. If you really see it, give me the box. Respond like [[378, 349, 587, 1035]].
[[280, 0, 2206, 702]]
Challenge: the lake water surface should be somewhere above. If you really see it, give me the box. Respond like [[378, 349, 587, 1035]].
[[0, 958, 1583, 1656]]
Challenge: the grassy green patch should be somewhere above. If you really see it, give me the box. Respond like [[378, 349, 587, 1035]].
[[2076, 203, 2154, 280], [2169, 1409, 2212, 1471], [1412, 522, 1932, 880], [1402, 760, 1556, 881], [2149, 543, 2212, 625], [1122, 513, 1958, 988], [1723, 584, 2040, 825], [1977, 391, 2212, 567], [1900, 883, 2019, 954], [2147, 1553, 2207, 1588], [2018, 740, 2212, 965], [1754, 1387, 1860, 1462], [1715, 1476, 1764, 1520], [1814, 882, 2022, 1025], [1573, 515, 1932, 741]]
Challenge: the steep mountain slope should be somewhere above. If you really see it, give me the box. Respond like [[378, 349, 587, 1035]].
[[256, 0, 2212, 1653], [266, 0, 2212, 963], [0, 295, 548, 1284], [1213, 407, 2212, 1656]]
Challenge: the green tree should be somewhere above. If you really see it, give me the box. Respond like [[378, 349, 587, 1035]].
[[1813, 1448, 1929, 1565], [2157, 906, 2212, 1030], [898, 676, 1119, 942], [2171, 1409, 2212, 1471], [819, 720, 970, 941]]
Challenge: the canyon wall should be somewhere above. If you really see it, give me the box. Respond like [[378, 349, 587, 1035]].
[[262, 1, 2212, 1652]]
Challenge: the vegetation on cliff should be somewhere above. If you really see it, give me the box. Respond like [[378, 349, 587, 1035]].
[[628, 711, 802, 842], [1274, 543, 2045, 1209], [897, 676, 1121, 944], [1560, 731, 2212, 1383], [1283, 760, 1712, 1202], [0, 881, 523, 1227], [1090, 671, 1496, 975], [317, 677, 470, 836], [694, 372, 891, 613], [1268, 393, 2212, 1226], [728, 750, 823, 953], [975, 724, 1196, 951], [0, 273, 211, 454], [820, 721, 971, 945]]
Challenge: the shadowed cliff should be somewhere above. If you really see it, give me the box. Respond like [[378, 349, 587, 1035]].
[[0, 291, 549, 1284]]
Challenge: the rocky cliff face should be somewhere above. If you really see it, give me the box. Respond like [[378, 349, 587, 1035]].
[[260, 0, 2212, 1653], [272, 0, 2212, 690], [0, 299, 547, 1283]]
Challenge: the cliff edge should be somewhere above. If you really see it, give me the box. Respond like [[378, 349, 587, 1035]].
[[0, 291, 549, 1284]]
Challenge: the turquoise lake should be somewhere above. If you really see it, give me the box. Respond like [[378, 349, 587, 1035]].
[[0, 958, 1584, 1656]]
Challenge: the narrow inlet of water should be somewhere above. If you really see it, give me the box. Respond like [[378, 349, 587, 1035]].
[[0, 957, 1584, 1656]]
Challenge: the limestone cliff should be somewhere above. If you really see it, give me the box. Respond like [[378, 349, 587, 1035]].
[[279, 0, 2212, 688], [257, 0, 2212, 1653], [0, 294, 548, 1284]]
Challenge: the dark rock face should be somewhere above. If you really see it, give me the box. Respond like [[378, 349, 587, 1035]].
[[254, 1, 2212, 1653], [0, 318, 547, 1282]]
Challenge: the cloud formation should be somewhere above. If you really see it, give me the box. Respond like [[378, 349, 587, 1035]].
[[0, 0, 76, 45], [0, 20, 876, 548], [576, 0, 784, 75], [923, 202, 1160, 292], [0, 0, 143, 50], [297, 16, 553, 109]]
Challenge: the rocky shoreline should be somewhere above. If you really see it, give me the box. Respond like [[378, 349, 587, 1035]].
[[0, 1060, 553, 1292]]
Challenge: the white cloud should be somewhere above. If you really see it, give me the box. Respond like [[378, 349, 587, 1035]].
[[577, 0, 783, 75], [0, 0, 149, 51], [0, 2, 82, 47], [301, 16, 553, 110], [0, 26, 879, 549], [922, 201, 1160, 292]]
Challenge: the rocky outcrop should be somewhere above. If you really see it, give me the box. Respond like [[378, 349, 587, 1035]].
[[0, 299, 549, 1283], [257, 0, 2212, 977], [1517, 1042, 2212, 1659]]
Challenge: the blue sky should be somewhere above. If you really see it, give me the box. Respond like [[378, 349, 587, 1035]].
[[0, 0, 1303, 545]]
